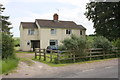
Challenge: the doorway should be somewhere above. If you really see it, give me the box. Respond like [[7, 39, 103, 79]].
[[31, 40, 40, 51]]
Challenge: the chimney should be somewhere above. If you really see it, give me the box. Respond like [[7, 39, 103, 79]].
[[53, 13, 58, 21]]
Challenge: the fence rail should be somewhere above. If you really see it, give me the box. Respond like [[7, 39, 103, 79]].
[[34, 48, 120, 63]]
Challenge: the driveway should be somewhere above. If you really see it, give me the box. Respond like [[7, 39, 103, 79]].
[[2, 53, 118, 78]]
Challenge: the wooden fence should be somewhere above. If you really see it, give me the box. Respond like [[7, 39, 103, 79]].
[[34, 48, 120, 63]]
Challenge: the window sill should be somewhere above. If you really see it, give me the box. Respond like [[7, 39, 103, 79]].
[[51, 34, 57, 36]]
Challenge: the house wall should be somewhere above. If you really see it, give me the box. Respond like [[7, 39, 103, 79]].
[[40, 28, 86, 49], [20, 26, 39, 51], [20, 25, 86, 51]]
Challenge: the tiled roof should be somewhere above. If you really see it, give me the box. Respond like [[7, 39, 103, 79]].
[[77, 25, 86, 30], [20, 22, 37, 28], [21, 19, 86, 30], [36, 19, 86, 29]]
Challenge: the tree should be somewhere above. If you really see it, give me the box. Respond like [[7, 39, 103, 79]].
[[85, 2, 120, 41], [0, 4, 14, 59], [0, 4, 12, 35]]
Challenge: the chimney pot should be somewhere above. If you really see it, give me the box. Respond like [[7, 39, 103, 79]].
[[53, 13, 58, 21]]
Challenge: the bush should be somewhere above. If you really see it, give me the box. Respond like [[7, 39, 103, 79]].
[[2, 33, 15, 59], [114, 39, 120, 48], [14, 38, 20, 47], [92, 36, 112, 50], [61, 34, 88, 56], [58, 45, 66, 50]]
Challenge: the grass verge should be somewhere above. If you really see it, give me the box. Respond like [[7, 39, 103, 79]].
[[33, 55, 117, 67], [1, 58, 19, 74], [15, 51, 34, 54]]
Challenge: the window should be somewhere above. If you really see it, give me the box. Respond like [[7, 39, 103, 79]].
[[51, 29, 56, 35], [66, 29, 71, 34], [28, 29, 34, 35], [80, 30, 82, 35], [50, 40, 58, 46]]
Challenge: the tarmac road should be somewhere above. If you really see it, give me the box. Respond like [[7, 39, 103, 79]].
[[49, 65, 118, 78], [33, 59, 118, 78]]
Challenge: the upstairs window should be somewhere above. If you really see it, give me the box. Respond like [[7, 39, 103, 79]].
[[66, 29, 71, 34], [28, 29, 34, 35], [51, 29, 56, 35], [80, 30, 82, 35]]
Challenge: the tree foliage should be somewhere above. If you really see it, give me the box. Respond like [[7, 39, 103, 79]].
[[61, 34, 88, 56], [114, 39, 120, 48], [2, 33, 15, 59], [0, 4, 14, 59], [85, 2, 120, 41]]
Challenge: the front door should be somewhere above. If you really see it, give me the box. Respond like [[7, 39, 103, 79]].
[[31, 40, 40, 51]]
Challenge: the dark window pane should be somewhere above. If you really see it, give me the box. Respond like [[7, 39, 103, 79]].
[[80, 31, 82, 35]]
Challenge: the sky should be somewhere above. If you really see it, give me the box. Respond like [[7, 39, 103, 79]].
[[1, 0, 95, 37]]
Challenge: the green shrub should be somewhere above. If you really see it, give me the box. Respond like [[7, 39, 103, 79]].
[[2, 33, 15, 59], [92, 36, 112, 50], [14, 37, 20, 47], [114, 39, 120, 48], [58, 45, 66, 50], [61, 34, 88, 56]]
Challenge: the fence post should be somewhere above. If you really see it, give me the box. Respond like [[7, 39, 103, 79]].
[[44, 49, 46, 61], [89, 49, 92, 60], [39, 48, 41, 60], [103, 49, 105, 59], [73, 54, 75, 63], [50, 50, 53, 62], [115, 48, 118, 58], [35, 49, 37, 59], [57, 53, 60, 63]]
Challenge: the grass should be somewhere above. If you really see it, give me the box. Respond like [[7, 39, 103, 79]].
[[15, 51, 34, 54], [1, 58, 19, 74], [20, 58, 34, 66], [33, 53, 117, 67], [14, 47, 20, 51], [0, 60, 2, 74]]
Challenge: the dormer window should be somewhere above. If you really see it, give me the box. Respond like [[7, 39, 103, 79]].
[[28, 29, 34, 35], [66, 29, 72, 34], [51, 29, 56, 35]]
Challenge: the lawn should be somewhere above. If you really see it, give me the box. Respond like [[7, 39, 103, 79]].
[[1, 58, 19, 74]]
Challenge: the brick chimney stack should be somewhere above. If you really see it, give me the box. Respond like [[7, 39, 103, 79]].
[[53, 13, 58, 21]]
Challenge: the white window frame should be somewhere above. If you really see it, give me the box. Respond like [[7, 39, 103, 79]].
[[28, 29, 35, 35], [50, 40, 58, 46], [51, 29, 56, 35], [66, 29, 72, 34]]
